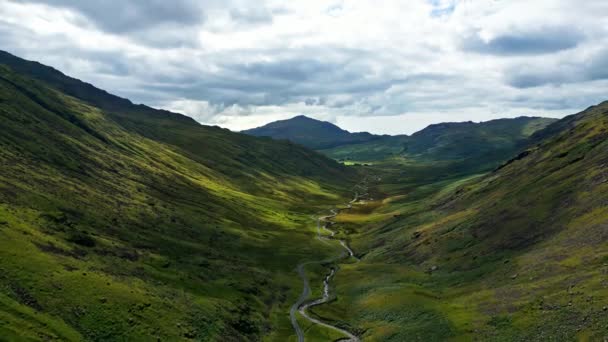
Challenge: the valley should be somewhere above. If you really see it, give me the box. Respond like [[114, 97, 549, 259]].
[[1, 50, 608, 342], [284, 102, 608, 340], [291, 179, 368, 342], [0, 51, 359, 341]]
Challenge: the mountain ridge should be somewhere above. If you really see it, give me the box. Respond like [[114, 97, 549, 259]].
[[0, 50, 196, 124], [242, 115, 381, 149], [0, 51, 356, 341], [2, 49, 606, 341], [310, 100, 608, 340], [245, 114, 557, 176]]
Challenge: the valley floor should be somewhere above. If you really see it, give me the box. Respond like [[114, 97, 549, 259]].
[[306, 159, 608, 341], [4, 50, 608, 342], [289, 180, 369, 342]]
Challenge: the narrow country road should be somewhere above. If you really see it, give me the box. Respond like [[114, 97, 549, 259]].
[[290, 178, 369, 342]]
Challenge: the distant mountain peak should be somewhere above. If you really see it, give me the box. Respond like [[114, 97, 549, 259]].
[[274, 115, 335, 126], [292, 114, 313, 119], [242, 115, 378, 149]]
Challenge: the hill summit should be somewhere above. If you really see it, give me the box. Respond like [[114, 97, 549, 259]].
[[242, 115, 380, 149]]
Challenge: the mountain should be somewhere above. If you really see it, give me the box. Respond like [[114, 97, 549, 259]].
[[321, 117, 556, 164], [311, 102, 608, 340], [369, 101, 608, 267], [0, 52, 356, 340], [3, 48, 604, 341], [242, 115, 380, 149], [247, 114, 556, 178], [243, 113, 555, 170], [406, 117, 556, 159]]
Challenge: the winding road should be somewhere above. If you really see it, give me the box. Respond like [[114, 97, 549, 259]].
[[290, 180, 368, 342]]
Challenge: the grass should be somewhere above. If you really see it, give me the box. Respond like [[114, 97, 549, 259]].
[[307, 102, 608, 341], [319, 117, 556, 169], [0, 60, 359, 340], [3, 50, 608, 341]]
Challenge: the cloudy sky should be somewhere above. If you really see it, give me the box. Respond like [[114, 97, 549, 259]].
[[1, 0, 607, 134]]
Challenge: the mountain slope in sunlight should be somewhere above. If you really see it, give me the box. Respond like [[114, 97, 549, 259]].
[[323, 102, 608, 340], [0, 54, 356, 341]]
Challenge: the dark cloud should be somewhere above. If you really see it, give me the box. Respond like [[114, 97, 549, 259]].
[[507, 72, 557, 89], [508, 91, 608, 113], [233, 59, 337, 82], [229, 8, 274, 25], [586, 50, 608, 81], [506, 48, 608, 88], [3, 0, 606, 129], [462, 26, 585, 55], [137, 52, 408, 108], [18, 0, 285, 46], [304, 98, 317, 106], [22, 0, 204, 33], [0, 21, 133, 82], [128, 24, 202, 48]]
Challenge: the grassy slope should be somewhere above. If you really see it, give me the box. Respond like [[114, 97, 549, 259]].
[[0, 50, 347, 188], [321, 117, 556, 172], [319, 136, 408, 162], [2, 47, 599, 341], [313, 103, 608, 340], [0, 61, 357, 341]]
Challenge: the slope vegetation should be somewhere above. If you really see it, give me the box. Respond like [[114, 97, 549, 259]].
[[321, 117, 555, 166], [243, 113, 555, 176], [313, 102, 608, 340], [0, 54, 356, 341]]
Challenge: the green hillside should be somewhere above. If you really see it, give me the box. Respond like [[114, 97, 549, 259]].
[[2, 48, 606, 342], [244, 113, 555, 176], [0, 54, 357, 341], [242, 115, 380, 150], [319, 135, 408, 161], [311, 102, 608, 340], [321, 117, 556, 167]]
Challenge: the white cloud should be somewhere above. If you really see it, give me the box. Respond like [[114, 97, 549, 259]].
[[1, 0, 607, 134]]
